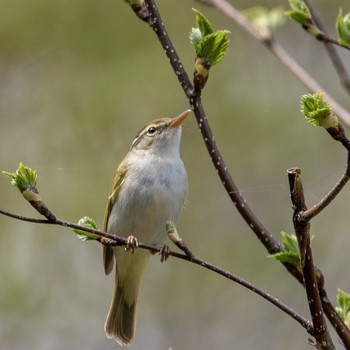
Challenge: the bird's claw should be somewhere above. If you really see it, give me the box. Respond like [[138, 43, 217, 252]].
[[160, 244, 170, 262], [125, 235, 139, 254]]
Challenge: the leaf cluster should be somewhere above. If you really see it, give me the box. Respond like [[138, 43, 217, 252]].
[[2, 163, 37, 192], [189, 9, 229, 66], [300, 92, 338, 129]]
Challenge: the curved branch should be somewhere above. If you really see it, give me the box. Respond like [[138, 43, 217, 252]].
[[143, 0, 280, 255], [0, 207, 312, 333]]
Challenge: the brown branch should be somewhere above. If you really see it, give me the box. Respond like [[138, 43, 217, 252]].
[[300, 132, 350, 222], [287, 168, 335, 350], [142, 0, 280, 255], [127, 0, 350, 346], [0, 207, 312, 333]]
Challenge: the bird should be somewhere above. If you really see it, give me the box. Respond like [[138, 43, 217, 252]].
[[103, 110, 190, 345]]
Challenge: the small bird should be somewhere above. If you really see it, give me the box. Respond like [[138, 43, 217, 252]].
[[103, 110, 190, 345]]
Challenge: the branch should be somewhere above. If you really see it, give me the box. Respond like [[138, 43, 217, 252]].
[[0, 207, 312, 333], [287, 168, 335, 350], [304, 0, 350, 92], [197, 0, 350, 128], [134, 1, 350, 347], [142, 0, 280, 254]]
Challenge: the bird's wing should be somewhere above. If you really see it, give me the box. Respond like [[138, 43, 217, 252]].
[[102, 162, 128, 275]]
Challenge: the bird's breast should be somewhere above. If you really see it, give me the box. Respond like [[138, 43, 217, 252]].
[[108, 155, 187, 245]]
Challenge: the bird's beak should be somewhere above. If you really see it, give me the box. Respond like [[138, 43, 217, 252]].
[[170, 109, 191, 128]]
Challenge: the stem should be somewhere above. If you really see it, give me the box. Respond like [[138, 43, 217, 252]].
[[288, 168, 335, 350], [143, 0, 280, 255], [0, 207, 311, 332], [304, 0, 350, 92], [302, 171, 350, 221], [301, 148, 350, 222], [138, 1, 350, 345]]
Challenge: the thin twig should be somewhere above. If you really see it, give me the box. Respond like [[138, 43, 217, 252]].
[[0, 207, 312, 332], [304, 0, 350, 92], [302, 171, 350, 222], [301, 139, 350, 222], [198, 0, 350, 127], [287, 168, 335, 350]]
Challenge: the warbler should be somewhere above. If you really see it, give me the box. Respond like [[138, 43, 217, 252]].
[[103, 110, 190, 345]]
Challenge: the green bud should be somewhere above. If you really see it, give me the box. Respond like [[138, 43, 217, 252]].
[[190, 9, 230, 67], [268, 231, 300, 269], [336, 8, 350, 48], [301, 92, 339, 129], [3, 163, 38, 193], [285, 0, 311, 24], [336, 289, 350, 329], [73, 216, 99, 241], [166, 220, 181, 244], [189, 28, 203, 49]]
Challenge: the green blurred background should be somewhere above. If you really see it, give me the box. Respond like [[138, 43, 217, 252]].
[[1, 0, 349, 349]]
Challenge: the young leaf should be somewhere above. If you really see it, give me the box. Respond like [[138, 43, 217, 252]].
[[73, 217, 100, 241], [3, 163, 38, 193], [189, 28, 203, 49], [197, 31, 230, 66], [336, 8, 350, 48], [190, 8, 230, 66], [300, 92, 339, 129], [193, 9, 214, 37], [285, 0, 311, 24], [268, 231, 300, 268], [166, 220, 181, 244], [336, 289, 350, 329]]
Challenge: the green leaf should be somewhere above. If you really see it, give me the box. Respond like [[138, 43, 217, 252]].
[[336, 8, 350, 48], [189, 28, 203, 49], [190, 9, 230, 66], [193, 9, 214, 37], [3, 163, 37, 192], [268, 231, 300, 267], [285, 0, 311, 24], [196, 31, 230, 66], [73, 216, 99, 241], [336, 289, 350, 329], [166, 220, 181, 243], [300, 91, 339, 128]]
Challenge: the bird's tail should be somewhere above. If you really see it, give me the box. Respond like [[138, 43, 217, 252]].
[[104, 251, 149, 346]]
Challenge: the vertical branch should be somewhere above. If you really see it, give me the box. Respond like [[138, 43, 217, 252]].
[[128, 1, 350, 346], [287, 168, 335, 350], [143, 0, 280, 254]]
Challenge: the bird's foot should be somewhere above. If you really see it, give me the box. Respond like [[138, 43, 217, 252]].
[[125, 235, 139, 254], [160, 244, 170, 262]]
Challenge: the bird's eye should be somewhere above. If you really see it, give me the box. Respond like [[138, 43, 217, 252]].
[[147, 126, 157, 136]]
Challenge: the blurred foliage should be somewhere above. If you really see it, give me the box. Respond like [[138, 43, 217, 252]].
[[1, 0, 350, 349]]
